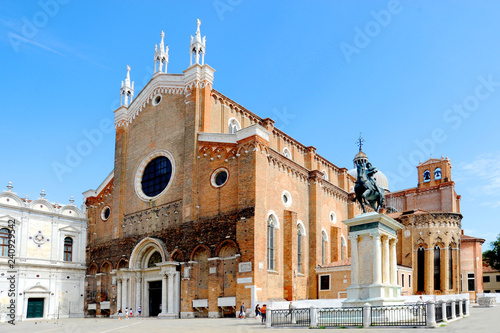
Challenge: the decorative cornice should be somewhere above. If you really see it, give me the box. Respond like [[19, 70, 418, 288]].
[[397, 212, 462, 229], [267, 148, 309, 183], [320, 179, 349, 202], [387, 181, 456, 198]]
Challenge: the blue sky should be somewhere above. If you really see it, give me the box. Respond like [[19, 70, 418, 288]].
[[1, 1, 499, 249]]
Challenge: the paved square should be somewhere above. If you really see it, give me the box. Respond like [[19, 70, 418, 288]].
[[3, 305, 500, 333]]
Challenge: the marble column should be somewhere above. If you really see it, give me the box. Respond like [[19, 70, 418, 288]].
[[390, 238, 397, 285], [167, 273, 175, 314], [160, 274, 167, 315], [350, 235, 359, 285], [174, 272, 180, 314], [135, 277, 141, 314], [372, 234, 382, 285], [122, 278, 128, 311], [117, 279, 122, 311], [382, 236, 390, 285]]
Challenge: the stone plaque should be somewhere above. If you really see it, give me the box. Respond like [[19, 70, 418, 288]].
[[239, 262, 252, 273], [183, 267, 190, 279], [258, 262, 264, 270], [100, 301, 110, 310], [237, 277, 252, 284], [209, 267, 216, 274]]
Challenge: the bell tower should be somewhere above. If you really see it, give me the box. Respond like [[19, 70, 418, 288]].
[[417, 157, 452, 188]]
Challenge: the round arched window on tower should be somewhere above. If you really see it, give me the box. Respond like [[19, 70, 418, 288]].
[[211, 168, 229, 187]]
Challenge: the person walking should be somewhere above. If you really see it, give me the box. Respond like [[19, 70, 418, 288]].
[[118, 308, 123, 320], [129, 308, 133, 318], [287, 301, 293, 317], [137, 305, 142, 317], [125, 307, 129, 319], [261, 304, 266, 323], [255, 304, 261, 319], [239, 302, 246, 319]]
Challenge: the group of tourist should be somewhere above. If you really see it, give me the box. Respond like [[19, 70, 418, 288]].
[[238, 302, 267, 323], [253, 304, 267, 323], [117, 305, 142, 319]]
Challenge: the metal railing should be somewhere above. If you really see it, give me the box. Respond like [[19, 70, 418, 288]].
[[435, 303, 443, 323], [318, 307, 363, 327], [270, 308, 310, 327], [446, 302, 452, 320], [371, 303, 427, 326]]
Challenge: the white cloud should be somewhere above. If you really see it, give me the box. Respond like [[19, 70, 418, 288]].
[[457, 152, 500, 198]]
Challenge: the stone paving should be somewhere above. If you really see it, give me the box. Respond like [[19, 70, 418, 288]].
[[3, 305, 500, 332]]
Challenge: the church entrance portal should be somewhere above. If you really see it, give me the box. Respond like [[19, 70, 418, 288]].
[[148, 280, 162, 317]]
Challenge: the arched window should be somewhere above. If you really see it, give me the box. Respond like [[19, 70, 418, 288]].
[[64, 237, 73, 262], [341, 236, 347, 261], [267, 215, 275, 271], [321, 231, 328, 266], [417, 246, 425, 292], [449, 245, 453, 290], [297, 225, 302, 273], [434, 168, 442, 180], [147, 251, 162, 268], [423, 170, 431, 182], [0, 228, 10, 257], [228, 118, 241, 134], [434, 246, 441, 291], [283, 148, 291, 159]]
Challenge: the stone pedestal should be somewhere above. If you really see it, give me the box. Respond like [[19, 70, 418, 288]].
[[342, 213, 404, 307]]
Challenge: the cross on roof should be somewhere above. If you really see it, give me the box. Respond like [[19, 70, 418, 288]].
[[356, 134, 365, 151]]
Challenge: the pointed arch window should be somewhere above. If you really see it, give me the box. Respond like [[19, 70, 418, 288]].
[[341, 236, 347, 261], [0, 228, 10, 257], [228, 118, 241, 134], [283, 148, 292, 159], [434, 246, 441, 291], [297, 225, 303, 273], [64, 237, 73, 262], [322, 170, 328, 181], [449, 245, 453, 290], [417, 246, 425, 292], [267, 215, 275, 271], [321, 231, 328, 266]]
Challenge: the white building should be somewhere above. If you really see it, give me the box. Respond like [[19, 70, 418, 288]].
[[0, 183, 87, 321]]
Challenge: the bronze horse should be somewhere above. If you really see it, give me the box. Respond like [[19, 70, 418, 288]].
[[354, 161, 385, 213]]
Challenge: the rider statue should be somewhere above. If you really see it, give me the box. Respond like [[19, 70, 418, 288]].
[[353, 136, 385, 213]]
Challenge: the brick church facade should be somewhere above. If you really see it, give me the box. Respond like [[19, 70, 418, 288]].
[[83, 21, 483, 318]]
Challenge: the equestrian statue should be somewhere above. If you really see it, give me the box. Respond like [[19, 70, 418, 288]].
[[354, 159, 385, 213]]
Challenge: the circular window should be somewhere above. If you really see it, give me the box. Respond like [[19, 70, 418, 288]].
[[329, 211, 337, 224], [142, 156, 172, 197], [211, 168, 229, 187], [101, 206, 111, 221], [152, 94, 162, 106], [282, 190, 292, 207], [135, 150, 175, 201]]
